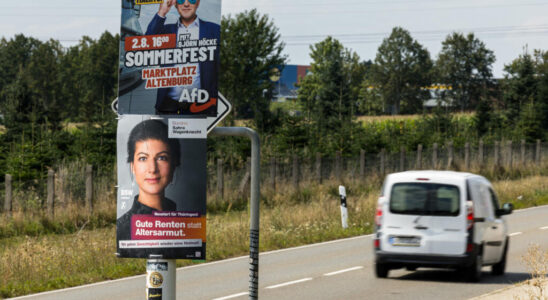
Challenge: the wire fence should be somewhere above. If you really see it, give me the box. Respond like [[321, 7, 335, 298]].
[[208, 139, 548, 200]]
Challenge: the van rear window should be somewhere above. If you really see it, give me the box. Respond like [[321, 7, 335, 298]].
[[390, 183, 460, 216]]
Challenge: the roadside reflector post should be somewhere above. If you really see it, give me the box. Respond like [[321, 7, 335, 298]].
[[146, 257, 175, 300], [339, 185, 348, 228], [210, 127, 260, 300]]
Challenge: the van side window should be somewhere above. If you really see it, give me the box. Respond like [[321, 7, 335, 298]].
[[488, 188, 500, 214]]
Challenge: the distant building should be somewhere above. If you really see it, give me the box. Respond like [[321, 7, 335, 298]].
[[423, 84, 453, 111], [271, 64, 311, 101]]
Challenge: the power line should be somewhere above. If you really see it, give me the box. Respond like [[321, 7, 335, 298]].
[[282, 24, 548, 46], [0, 0, 545, 17]]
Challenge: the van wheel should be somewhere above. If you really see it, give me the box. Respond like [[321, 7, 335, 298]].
[[466, 254, 482, 282], [492, 239, 508, 276], [375, 263, 389, 278]]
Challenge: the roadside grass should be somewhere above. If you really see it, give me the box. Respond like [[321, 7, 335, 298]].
[[0, 198, 116, 239], [1, 175, 548, 297], [517, 244, 548, 300], [0, 227, 144, 298], [493, 175, 548, 209]]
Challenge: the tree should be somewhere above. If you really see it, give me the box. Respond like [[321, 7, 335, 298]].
[[358, 78, 384, 115], [0, 35, 40, 95], [474, 92, 492, 137], [0, 36, 64, 139], [297, 36, 364, 152], [435, 32, 495, 111], [74, 32, 119, 122], [501, 49, 537, 121], [220, 9, 287, 132], [534, 49, 548, 131], [25, 39, 64, 130], [370, 27, 432, 115]]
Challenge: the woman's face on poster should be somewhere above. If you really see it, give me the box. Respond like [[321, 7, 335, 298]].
[[131, 139, 174, 197]]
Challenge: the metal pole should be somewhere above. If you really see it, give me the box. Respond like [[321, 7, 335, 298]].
[[146, 258, 176, 299], [210, 127, 260, 300]]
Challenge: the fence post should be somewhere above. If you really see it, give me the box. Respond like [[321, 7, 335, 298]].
[[494, 141, 500, 168], [521, 139, 526, 165], [47, 169, 55, 218], [432, 143, 438, 169], [360, 149, 365, 179], [506, 141, 513, 169], [464, 142, 470, 170], [292, 154, 299, 190], [380, 149, 386, 175], [416, 144, 422, 169], [478, 139, 484, 167], [446, 141, 454, 170], [58, 167, 66, 207], [400, 146, 406, 171], [315, 152, 322, 184], [217, 158, 224, 200], [536, 139, 541, 165], [269, 157, 276, 190], [85, 165, 93, 214], [4, 174, 12, 215]]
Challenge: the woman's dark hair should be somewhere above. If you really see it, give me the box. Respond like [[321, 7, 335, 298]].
[[127, 119, 181, 167]]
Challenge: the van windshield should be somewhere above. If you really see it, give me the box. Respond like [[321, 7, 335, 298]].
[[390, 183, 460, 216]]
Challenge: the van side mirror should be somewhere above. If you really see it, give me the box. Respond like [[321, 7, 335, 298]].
[[496, 203, 513, 216]]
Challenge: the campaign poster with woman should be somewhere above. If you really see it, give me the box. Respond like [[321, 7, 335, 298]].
[[118, 0, 221, 116], [116, 115, 207, 259]]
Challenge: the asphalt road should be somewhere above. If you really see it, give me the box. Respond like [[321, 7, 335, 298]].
[[11, 205, 548, 300]]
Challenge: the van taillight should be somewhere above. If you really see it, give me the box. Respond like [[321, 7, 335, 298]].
[[375, 204, 383, 227], [466, 243, 475, 253], [467, 205, 474, 230], [374, 239, 380, 249]]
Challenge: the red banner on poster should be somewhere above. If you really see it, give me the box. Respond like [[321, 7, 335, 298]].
[[131, 214, 206, 241], [125, 34, 177, 52]]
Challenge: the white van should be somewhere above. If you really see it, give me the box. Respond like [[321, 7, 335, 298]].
[[373, 171, 513, 282]]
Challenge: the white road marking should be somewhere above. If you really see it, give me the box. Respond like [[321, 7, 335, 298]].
[[509, 232, 522, 236], [324, 266, 364, 276], [212, 292, 248, 300], [540, 226, 548, 230], [265, 278, 313, 289]]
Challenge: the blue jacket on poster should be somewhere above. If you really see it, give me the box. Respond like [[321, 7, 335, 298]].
[[146, 13, 220, 115]]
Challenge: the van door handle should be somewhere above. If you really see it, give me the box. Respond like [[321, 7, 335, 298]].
[[491, 226, 498, 229], [414, 225, 428, 230]]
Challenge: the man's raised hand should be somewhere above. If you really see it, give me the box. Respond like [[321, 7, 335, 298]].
[[158, 0, 175, 17]]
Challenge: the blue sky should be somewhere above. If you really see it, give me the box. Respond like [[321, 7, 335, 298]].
[[1, 0, 548, 77]]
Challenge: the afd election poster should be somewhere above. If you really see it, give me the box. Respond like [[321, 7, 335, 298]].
[[116, 115, 208, 259], [119, 0, 221, 116]]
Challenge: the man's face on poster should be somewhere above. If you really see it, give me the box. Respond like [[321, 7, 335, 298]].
[[176, 0, 200, 23]]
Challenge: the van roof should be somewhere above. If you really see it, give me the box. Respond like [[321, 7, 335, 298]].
[[386, 170, 483, 182]]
